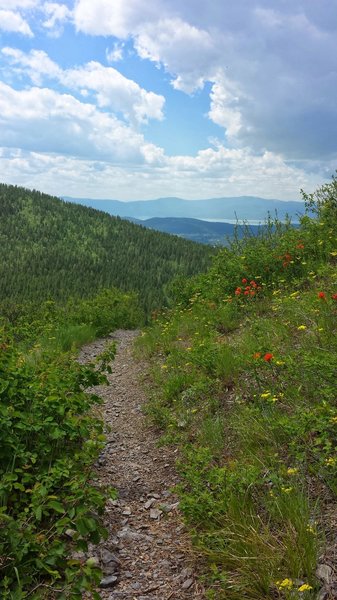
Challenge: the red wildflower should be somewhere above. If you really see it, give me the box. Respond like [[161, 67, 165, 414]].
[[297, 243, 304, 249], [250, 290, 256, 296], [318, 291, 326, 300], [332, 293, 337, 301], [235, 287, 242, 296], [250, 281, 257, 288], [244, 290, 249, 296], [242, 278, 247, 284], [263, 353, 273, 362]]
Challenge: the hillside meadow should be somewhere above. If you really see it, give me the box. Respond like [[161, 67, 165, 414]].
[[0, 177, 336, 598], [137, 178, 337, 599]]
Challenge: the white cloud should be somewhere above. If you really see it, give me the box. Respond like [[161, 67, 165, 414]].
[[73, 0, 162, 38], [135, 18, 217, 93], [73, 0, 337, 161], [0, 0, 39, 7], [0, 9, 33, 36], [2, 47, 61, 84], [106, 42, 125, 63], [208, 74, 244, 139], [62, 61, 165, 124], [42, 3, 72, 35], [0, 81, 161, 163], [2, 47, 165, 125]]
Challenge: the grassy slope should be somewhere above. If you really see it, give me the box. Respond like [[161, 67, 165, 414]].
[[137, 181, 337, 599]]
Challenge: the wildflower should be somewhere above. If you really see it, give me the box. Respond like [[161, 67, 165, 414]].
[[297, 243, 305, 249], [306, 524, 316, 534], [330, 416, 337, 424], [263, 352, 273, 362], [325, 457, 336, 466], [287, 467, 298, 475], [276, 360, 285, 366], [298, 583, 313, 592], [276, 578, 293, 591], [297, 325, 307, 331], [253, 352, 261, 359], [318, 291, 326, 299], [235, 287, 242, 296], [281, 486, 293, 493], [332, 293, 337, 301], [244, 290, 250, 296], [261, 392, 271, 399], [242, 278, 247, 284]]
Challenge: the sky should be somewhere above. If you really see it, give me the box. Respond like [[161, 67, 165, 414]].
[[0, 1, 337, 201]]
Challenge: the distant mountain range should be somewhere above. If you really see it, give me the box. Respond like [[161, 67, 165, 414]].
[[65, 196, 305, 222], [127, 217, 263, 245]]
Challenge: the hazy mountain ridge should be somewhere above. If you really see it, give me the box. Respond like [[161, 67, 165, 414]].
[[125, 216, 263, 245], [64, 195, 305, 221]]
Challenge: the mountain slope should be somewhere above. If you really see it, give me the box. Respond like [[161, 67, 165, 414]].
[[0, 184, 211, 313], [65, 195, 305, 222]]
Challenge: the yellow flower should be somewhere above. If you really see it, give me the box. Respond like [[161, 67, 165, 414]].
[[330, 251, 337, 256], [281, 486, 293, 494], [260, 392, 271, 399], [287, 467, 298, 475], [325, 457, 337, 466], [276, 578, 293, 590], [330, 416, 337, 424], [297, 325, 307, 331], [298, 583, 313, 592]]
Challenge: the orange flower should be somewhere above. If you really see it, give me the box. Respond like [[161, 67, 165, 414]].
[[253, 352, 261, 359]]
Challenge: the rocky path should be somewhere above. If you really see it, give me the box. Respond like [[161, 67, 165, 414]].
[[79, 330, 205, 600]]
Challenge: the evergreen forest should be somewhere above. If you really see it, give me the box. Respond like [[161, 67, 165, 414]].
[[0, 184, 211, 316]]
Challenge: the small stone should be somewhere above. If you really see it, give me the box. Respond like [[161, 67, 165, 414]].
[[147, 493, 161, 499], [122, 507, 132, 516], [131, 582, 141, 590], [99, 575, 118, 589], [150, 508, 162, 520], [101, 549, 120, 566], [182, 578, 194, 590], [144, 498, 156, 509], [316, 564, 333, 584]]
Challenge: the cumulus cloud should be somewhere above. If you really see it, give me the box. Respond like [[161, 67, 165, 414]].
[[0, 9, 33, 36], [42, 3, 72, 35], [0, 81, 163, 163], [73, 0, 337, 161], [1, 48, 165, 124], [0, 142, 322, 201]]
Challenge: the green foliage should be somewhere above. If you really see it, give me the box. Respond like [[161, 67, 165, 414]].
[[139, 177, 337, 598], [0, 183, 211, 315], [0, 330, 114, 597]]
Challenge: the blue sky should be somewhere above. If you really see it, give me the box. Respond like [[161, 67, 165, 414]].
[[0, 0, 336, 200]]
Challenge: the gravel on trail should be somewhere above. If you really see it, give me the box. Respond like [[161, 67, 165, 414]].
[[78, 330, 206, 600]]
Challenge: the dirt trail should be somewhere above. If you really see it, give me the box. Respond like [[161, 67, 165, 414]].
[[79, 330, 205, 600]]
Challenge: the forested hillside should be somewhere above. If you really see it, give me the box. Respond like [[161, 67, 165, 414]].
[[0, 184, 211, 314]]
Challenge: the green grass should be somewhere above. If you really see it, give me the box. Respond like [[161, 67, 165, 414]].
[[137, 178, 337, 599]]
